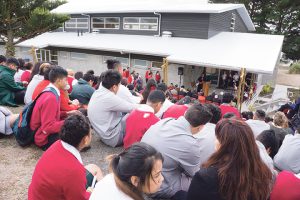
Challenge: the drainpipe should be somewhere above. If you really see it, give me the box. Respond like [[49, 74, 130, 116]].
[[154, 12, 161, 37], [81, 13, 91, 33]]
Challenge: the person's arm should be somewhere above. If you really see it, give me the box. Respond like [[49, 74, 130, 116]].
[[108, 94, 138, 113], [117, 85, 141, 104], [2, 75, 25, 91]]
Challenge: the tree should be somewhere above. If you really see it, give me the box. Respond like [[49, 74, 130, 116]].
[[210, 0, 300, 60], [0, 0, 69, 57]]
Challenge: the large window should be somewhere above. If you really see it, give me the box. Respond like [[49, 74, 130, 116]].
[[36, 49, 58, 64], [123, 17, 158, 31], [92, 17, 120, 29], [103, 56, 129, 67], [134, 59, 151, 68], [65, 18, 89, 29]]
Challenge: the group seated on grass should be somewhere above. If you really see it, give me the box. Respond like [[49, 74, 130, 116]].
[[1, 54, 300, 200]]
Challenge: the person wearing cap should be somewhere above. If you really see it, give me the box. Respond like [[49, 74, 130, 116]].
[[0, 57, 26, 106]]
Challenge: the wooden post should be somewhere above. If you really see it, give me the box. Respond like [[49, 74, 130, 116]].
[[237, 68, 246, 111], [29, 46, 38, 64], [162, 58, 168, 85]]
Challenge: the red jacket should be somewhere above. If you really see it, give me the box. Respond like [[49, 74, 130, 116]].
[[30, 89, 64, 147], [21, 70, 31, 84], [28, 140, 90, 200], [163, 104, 189, 119], [67, 76, 74, 93], [155, 73, 161, 82], [219, 104, 241, 118], [32, 80, 50, 100], [60, 89, 79, 112], [124, 106, 159, 149]]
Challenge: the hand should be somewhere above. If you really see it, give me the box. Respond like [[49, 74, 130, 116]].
[[71, 99, 80, 106], [66, 110, 81, 116]]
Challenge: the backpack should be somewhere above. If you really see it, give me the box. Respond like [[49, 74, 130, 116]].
[[12, 87, 58, 147]]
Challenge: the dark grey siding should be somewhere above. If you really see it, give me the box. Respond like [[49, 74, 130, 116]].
[[208, 10, 248, 38], [160, 13, 209, 39], [64, 14, 89, 32]]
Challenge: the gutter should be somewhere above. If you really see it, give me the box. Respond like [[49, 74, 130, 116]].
[[154, 12, 161, 37]]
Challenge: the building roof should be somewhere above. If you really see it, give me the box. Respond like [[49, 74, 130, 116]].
[[52, 1, 255, 31], [17, 32, 284, 74]]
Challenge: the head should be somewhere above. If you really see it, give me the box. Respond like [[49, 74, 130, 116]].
[[264, 116, 273, 123], [6, 58, 20, 71], [66, 69, 74, 77], [256, 130, 279, 158], [204, 119, 272, 200], [101, 70, 122, 94], [106, 59, 122, 74], [86, 69, 95, 75], [24, 62, 33, 71], [110, 142, 164, 200], [254, 110, 266, 121], [49, 66, 68, 90], [121, 78, 128, 86], [74, 71, 84, 80], [17, 58, 25, 71], [157, 83, 168, 94], [147, 90, 166, 113], [83, 73, 95, 86], [222, 92, 234, 104], [223, 112, 237, 119], [146, 79, 157, 90], [0, 55, 7, 65], [43, 66, 53, 81], [38, 63, 51, 76], [184, 104, 213, 134], [273, 111, 288, 128], [205, 104, 222, 124], [60, 114, 91, 151]]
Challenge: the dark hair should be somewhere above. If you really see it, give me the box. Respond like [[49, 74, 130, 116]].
[[24, 62, 33, 70], [17, 58, 25, 70], [141, 79, 157, 104], [185, 104, 212, 127], [0, 55, 7, 63], [177, 96, 194, 105], [6, 57, 20, 67], [241, 111, 253, 120], [106, 59, 121, 70], [29, 62, 42, 81], [223, 112, 237, 119], [127, 84, 134, 90], [265, 116, 273, 123], [256, 130, 279, 158], [43, 66, 53, 81], [83, 73, 95, 83], [205, 104, 222, 124], [101, 70, 121, 89], [147, 90, 165, 104], [74, 71, 84, 80], [60, 114, 90, 148], [121, 78, 128, 86], [86, 69, 94, 75], [222, 92, 234, 104], [110, 142, 163, 200], [49, 66, 68, 83], [255, 110, 266, 120], [203, 119, 272, 200], [157, 83, 168, 92]]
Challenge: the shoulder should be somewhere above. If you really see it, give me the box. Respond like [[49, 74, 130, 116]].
[[193, 167, 219, 185]]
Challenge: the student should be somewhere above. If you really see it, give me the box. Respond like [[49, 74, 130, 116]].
[[256, 129, 279, 158], [90, 142, 164, 200], [219, 92, 241, 118], [73, 71, 84, 86], [155, 71, 161, 83], [66, 69, 75, 93], [14, 58, 25, 83], [30, 66, 77, 150], [29, 114, 103, 200], [59, 87, 80, 112], [88, 70, 138, 147], [187, 119, 273, 200], [162, 96, 193, 119], [70, 72, 95, 105], [124, 90, 165, 149], [24, 63, 50, 105], [21, 62, 33, 84], [141, 79, 157, 104], [106, 59, 141, 104], [141, 104, 212, 199], [32, 66, 52, 100], [0, 106, 19, 136], [246, 110, 270, 138], [0, 58, 26, 106], [270, 111, 293, 147], [155, 83, 174, 118]]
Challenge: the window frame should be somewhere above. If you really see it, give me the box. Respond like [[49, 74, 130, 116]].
[[123, 17, 158, 31], [65, 18, 89, 29], [92, 17, 120, 30]]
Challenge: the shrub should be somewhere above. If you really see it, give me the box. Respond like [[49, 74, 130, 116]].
[[289, 62, 300, 74]]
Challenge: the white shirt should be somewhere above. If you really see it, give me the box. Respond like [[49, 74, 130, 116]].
[[61, 141, 82, 164], [117, 84, 141, 104], [24, 74, 44, 104], [246, 119, 270, 138], [14, 69, 24, 82], [90, 174, 133, 200], [155, 99, 174, 118], [47, 83, 60, 96]]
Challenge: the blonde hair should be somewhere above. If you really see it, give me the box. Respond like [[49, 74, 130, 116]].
[[273, 111, 288, 128]]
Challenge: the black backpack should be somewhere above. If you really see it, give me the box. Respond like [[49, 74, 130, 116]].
[[12, 87, 58, 147]]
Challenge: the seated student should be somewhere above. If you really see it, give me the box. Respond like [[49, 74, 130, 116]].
[[155, 83, 174, 118], [124, 90, 165, 149], [274, 126, 300, 174], [59, 86, 80, 112], [141, 79, 157, 104], [13, 58, 25, 83], [21, 62, 33, 84], [24, 63, 50, 105], [73, 71, 83, 86], [70, 72, 95, 105], [0, 106, 19, 136], [270, 171, 300, 200], [106, 59, 141, 104], [88, 70, 138, 147], [0, 58, 26, 106], [187, 119, 273, 200], [219, 92, 241, 118], [141, 104, 212, 199], [257, 129, 279, 159], [29, 114, 103, 200], [162, 96, 192, 119], [246, 110, 270, 138], [194, 104, 222, 166], [90, 142, 164, 200], [270, 111, 293, 147], [30, 66, 78, 150], [32, 66, 53, 100]]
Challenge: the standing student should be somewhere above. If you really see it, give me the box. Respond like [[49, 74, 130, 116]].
[[124, 90, 165, 149], [29, 114, 103, 200], [187, 119, 273, 200], [155, 71, 161, 83], [90, 142, 164, 200]]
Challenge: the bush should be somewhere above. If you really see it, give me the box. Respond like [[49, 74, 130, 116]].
[[259, 84, 274, 96], [289, 62, 300, 74]]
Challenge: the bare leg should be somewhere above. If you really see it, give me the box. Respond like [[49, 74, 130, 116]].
[[85, 164, 103, 181], [9, 114, 19, 128]]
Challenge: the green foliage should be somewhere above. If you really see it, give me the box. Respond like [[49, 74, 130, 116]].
[[210, 0, 300, 60], [289, 63, 300, 74], [260, 84, 274, 96], [0, 0, 69, 56]]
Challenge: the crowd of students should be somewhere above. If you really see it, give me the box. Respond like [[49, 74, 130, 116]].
[[0, 55, 300, 200]]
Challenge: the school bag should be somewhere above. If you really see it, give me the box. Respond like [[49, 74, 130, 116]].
[[12, 87, 58, 147]]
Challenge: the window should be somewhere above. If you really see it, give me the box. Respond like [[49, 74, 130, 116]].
[[151, 61, 163, 69], [103, 56, 128, 67], [36, 49, 58, 64], [70, 52, 87, 60], [134, 59, 151, 68], [92, 17, 120, 29], [65, 18, 88, 29], [123, 17, 158, 31]]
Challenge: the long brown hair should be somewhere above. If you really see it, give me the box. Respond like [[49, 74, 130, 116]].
[[203, 119, 272, 200]]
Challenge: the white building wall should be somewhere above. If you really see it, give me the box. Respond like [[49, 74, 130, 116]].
[[0, 45, 5, 55]]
